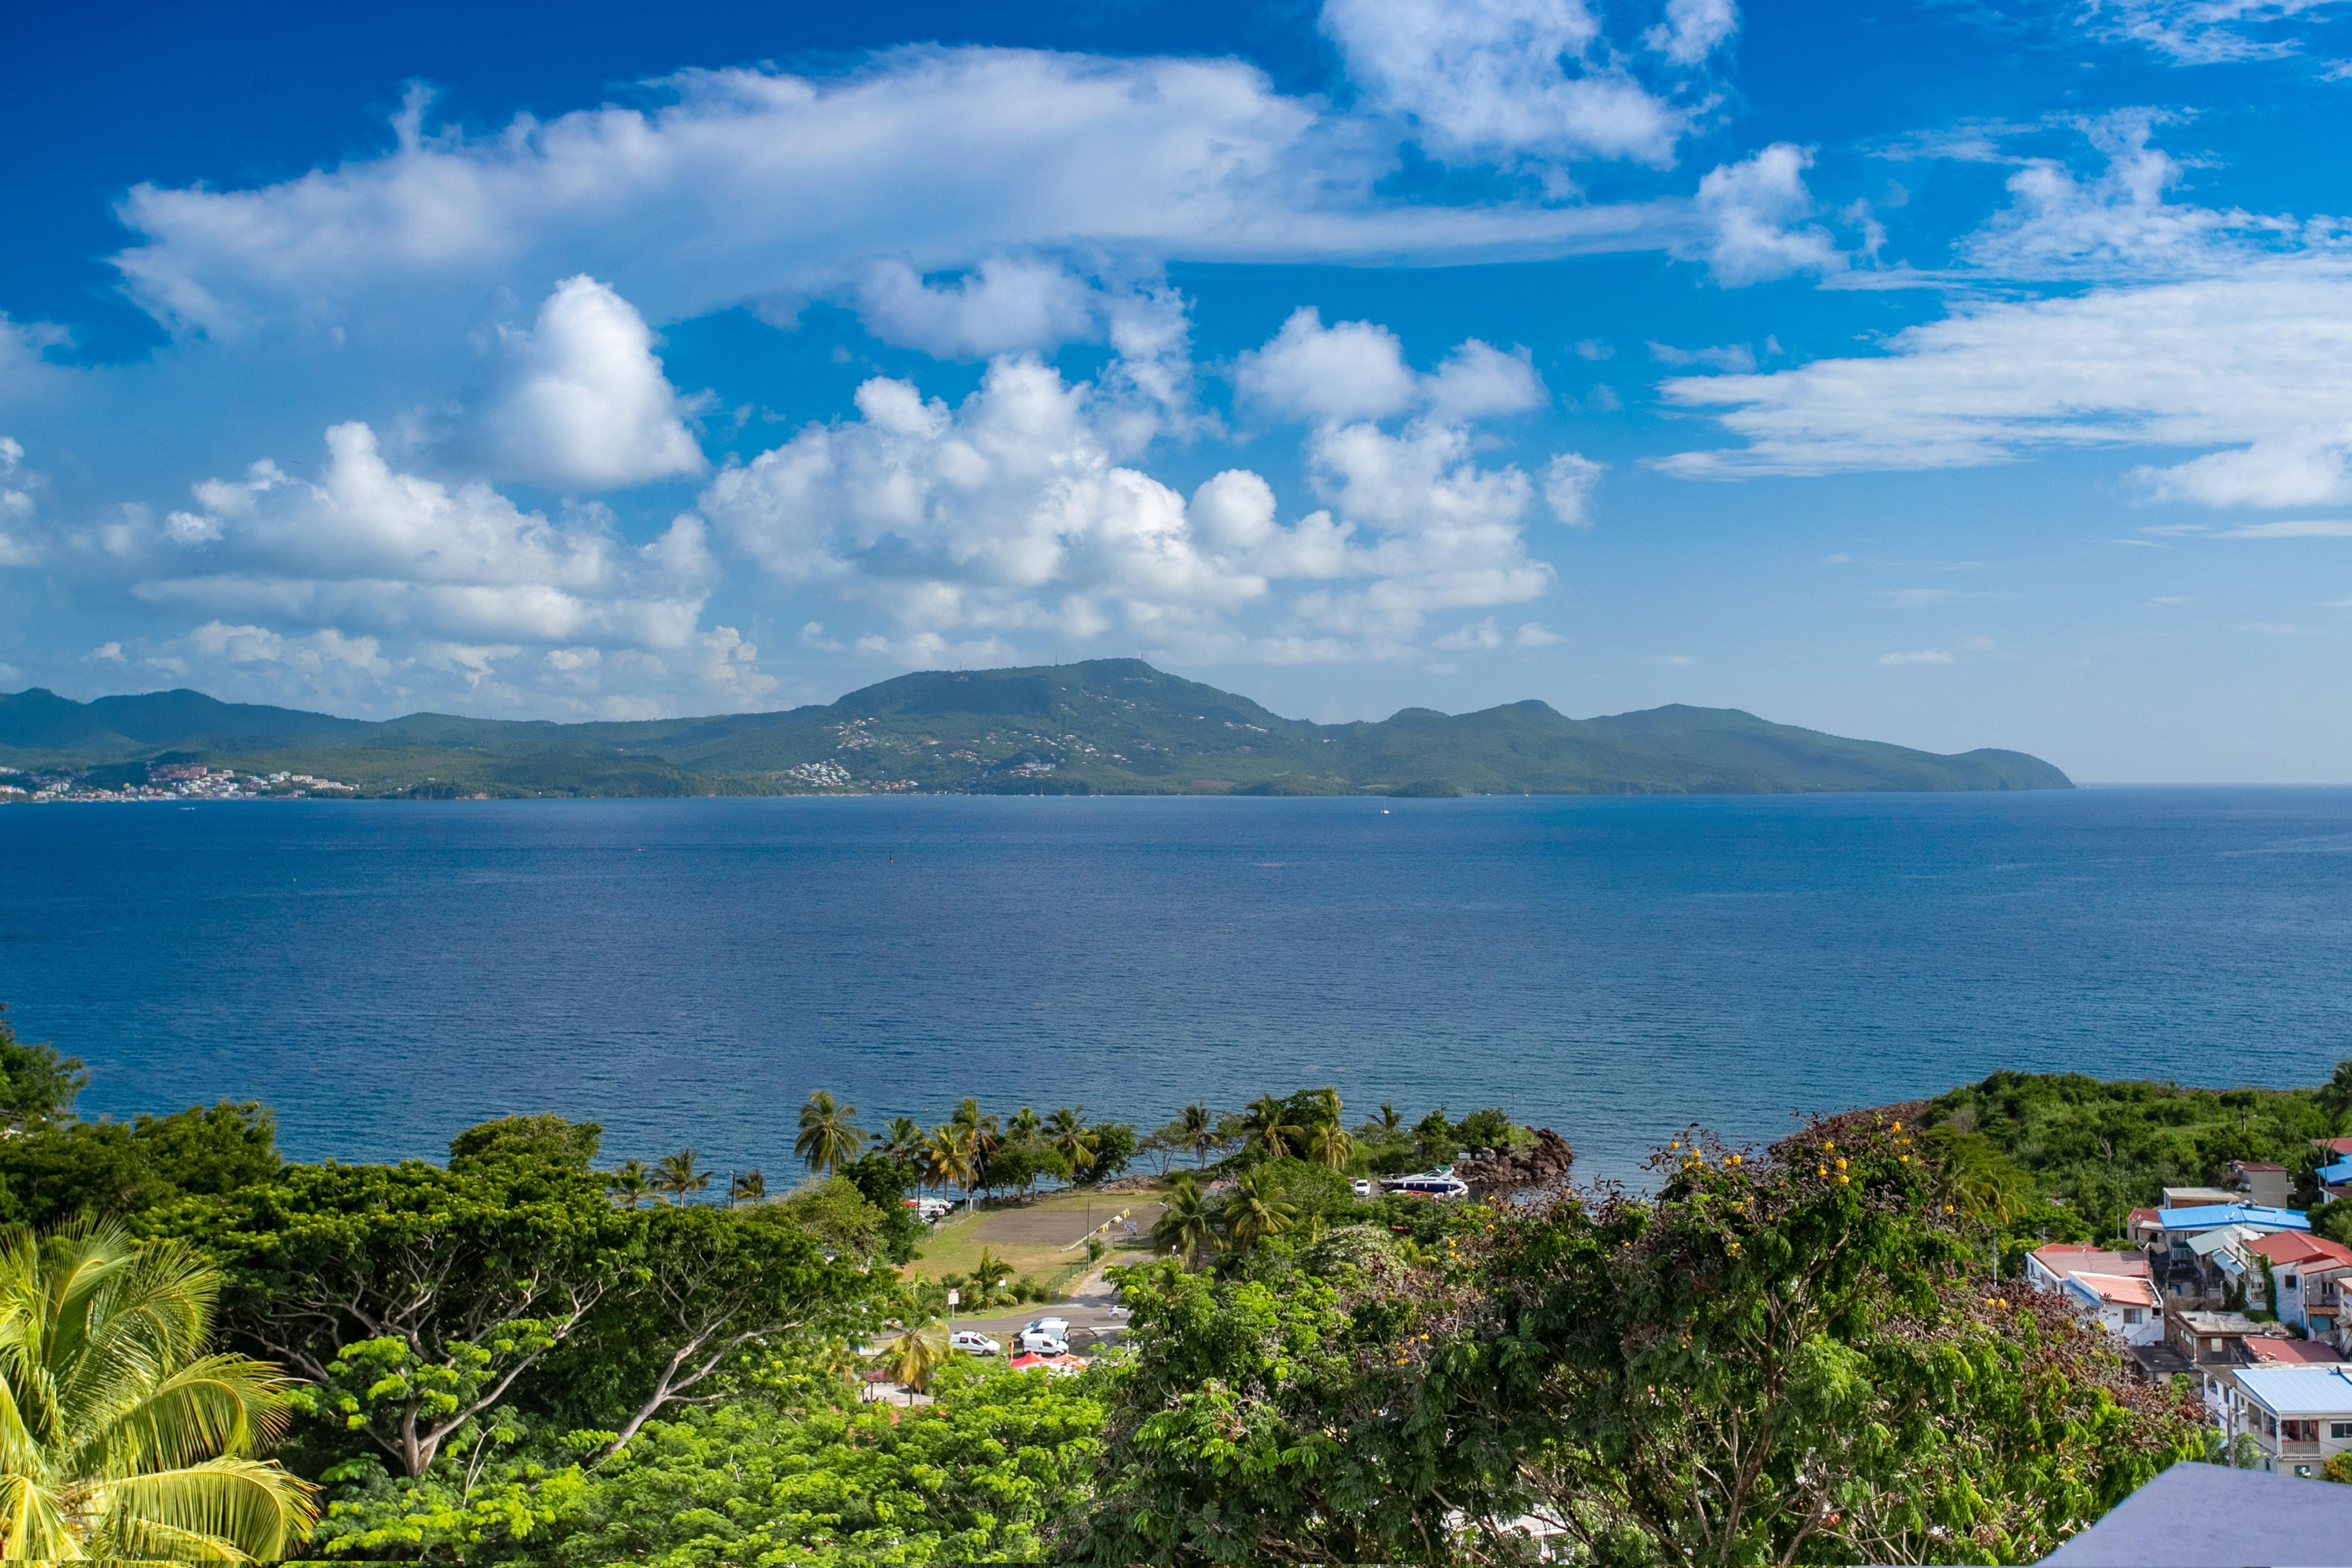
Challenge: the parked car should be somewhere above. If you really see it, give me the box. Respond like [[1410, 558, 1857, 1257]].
[[949, 1330, 1000, 1357], [1021, 1316, 1072, 1341], [903, 1197, 954, 1223], [1351, 1178, 1374, 1197], [1013, 1328, 1069, 1355]]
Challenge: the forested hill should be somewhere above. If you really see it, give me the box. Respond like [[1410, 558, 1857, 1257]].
[[0, 659, 2072, 798]]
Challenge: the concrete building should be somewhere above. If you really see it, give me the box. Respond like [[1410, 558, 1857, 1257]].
[[2248, 1232, 2352, 1345], [2221, 1364, 2352, 1479], [2226, 1161, 2293, 1210], [2025, 1245, 2161, 1346]]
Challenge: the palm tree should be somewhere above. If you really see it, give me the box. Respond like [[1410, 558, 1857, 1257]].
[[0, 1218, 318, 1559], [653, 1148, 710, 1205], [972, 1247, 1014, 1305], [875, 1116, 926, 1170], [883, 1327, 940, 1397], [1931, 1131, 2033, 1227], [1224, 1166, 1299, 1249], [729, 1168, 767, 1207], [2321, 1058, 2352, 1133], [796, 1090, 865, 1175], [1307, 1120, 1353, 1172], [926, 1124, 978, 1199], [1153, 1174, 1216, 1271], [1008, 1105, 1043, 1145], [1047, 1106, 1098, 1180], [1241, 1093, 1304, 1159], [952, 1099, 1003, 1196], [606, 1158, 652, 1209], [1177, 1102, 1216, 1169], [1370, 1102, 1403, 1135]]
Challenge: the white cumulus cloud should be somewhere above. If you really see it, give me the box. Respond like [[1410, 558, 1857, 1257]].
[[703, 316, 1576, 659], [479, 276, 706, 490], [1681, 144, 1847, 285], [1234, 308, 1546, 426], [852, 257, 1111, 360], [140, 421, 714, 648], [1321, 0, 1695, 168], [0, 437, 44, 567], [1646, 0, 1741, 65]]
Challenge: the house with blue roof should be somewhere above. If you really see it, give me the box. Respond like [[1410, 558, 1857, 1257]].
[[2319, 1157, 2352, 1203], [2216, 1364, 2352, 1478]]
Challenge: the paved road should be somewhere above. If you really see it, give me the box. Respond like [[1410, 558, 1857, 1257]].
[[944, 1260, 1135, 1349]]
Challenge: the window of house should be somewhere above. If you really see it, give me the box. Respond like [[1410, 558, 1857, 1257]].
[[2124, 1308, 2143, 1324], [2333, 1422, 2352, 1439], [2209, 1338, 2224, 1351], [2282, 1419, 2320, 1443], [2281, 1275, 2298, 1290]]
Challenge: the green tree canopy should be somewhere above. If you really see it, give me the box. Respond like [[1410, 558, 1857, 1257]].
[[0, 1101, 278, 1228], [448, 1114, 603, 1177], [146, 1160, 634, 1479], [1085, 1116, 2206, 1566], [0, 1005, 85, 1133]]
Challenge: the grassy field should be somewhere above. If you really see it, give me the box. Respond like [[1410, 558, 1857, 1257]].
[[906, 1186, 1169, 1293]]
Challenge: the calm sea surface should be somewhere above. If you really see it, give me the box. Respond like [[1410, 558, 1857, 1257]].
[[5, 789, 2350, 1184]]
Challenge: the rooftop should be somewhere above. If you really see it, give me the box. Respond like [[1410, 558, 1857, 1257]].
[[2064, 1271, 2157, 1308], [2040, 1462, 2352, 1565], [2030, 1244, 2149, 1277], [2172, 1310, 2265, 1334], [2319, 1158, 2352, 1186], [2185, 1224, 2260, 1260], [2158, 1186, 2237, 1206], [2248, 1231, 2352, 1270], [2243, 1337, 2344, 1366], [2233, 1363, 2352, 1415], [2156, 1203, 2310, 1233]]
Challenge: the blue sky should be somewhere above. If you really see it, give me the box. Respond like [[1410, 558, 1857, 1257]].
[[7, 0, 2352, 780]]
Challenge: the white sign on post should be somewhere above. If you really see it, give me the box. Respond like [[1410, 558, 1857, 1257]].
[[946, 1289, 959, 1306]]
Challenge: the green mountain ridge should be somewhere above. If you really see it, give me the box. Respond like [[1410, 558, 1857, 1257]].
[[0, 658, 2072, 798]]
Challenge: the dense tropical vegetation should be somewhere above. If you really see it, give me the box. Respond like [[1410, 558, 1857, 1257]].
[[1915, 1064, 2352, 1251], [0, 1004, 2339, 1562]]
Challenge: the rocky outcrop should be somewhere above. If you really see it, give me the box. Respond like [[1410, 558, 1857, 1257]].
[[1454, 1129, 1574, 1194]]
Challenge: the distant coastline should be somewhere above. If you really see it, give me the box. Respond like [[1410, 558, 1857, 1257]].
[[2, 657, 2072, 802]]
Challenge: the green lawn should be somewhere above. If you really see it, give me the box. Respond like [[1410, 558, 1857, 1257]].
[[906, 1186, 1168, 1292]]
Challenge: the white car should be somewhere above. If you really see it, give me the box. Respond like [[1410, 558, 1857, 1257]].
[[949, 1330, 1000, 1357], [1351, 1178, 1374, 1197], [1021, 1316, 1071, 1340], [1013, 1328, 1070, 1355]]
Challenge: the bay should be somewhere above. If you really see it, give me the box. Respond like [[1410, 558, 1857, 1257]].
[[4, 787, 2349, 1185]]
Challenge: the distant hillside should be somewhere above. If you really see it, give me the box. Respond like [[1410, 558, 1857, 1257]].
[[0, 660, 2072, 798]]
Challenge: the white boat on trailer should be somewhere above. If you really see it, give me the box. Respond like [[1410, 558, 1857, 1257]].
[[1380, 1171, 1471, 1199]]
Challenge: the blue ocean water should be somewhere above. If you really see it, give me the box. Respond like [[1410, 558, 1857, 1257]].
[[5, 789, 2349, 1184]]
